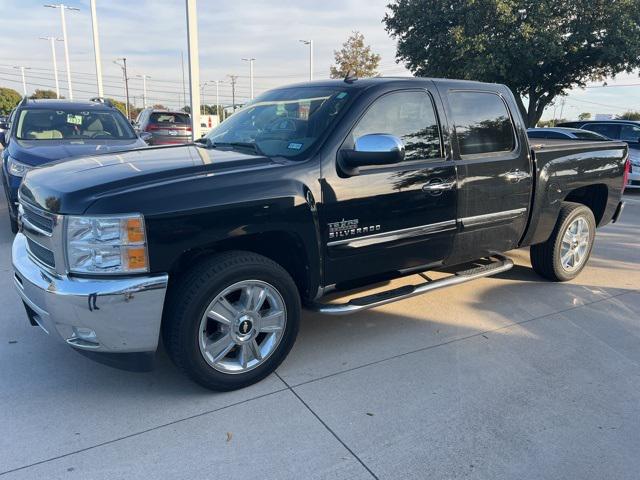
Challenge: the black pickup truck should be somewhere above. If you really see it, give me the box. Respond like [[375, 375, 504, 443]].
[[12, 78, 629, 390]]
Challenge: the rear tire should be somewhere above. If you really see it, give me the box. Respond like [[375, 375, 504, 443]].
[[163, 251, 300, 391], [530, 202, 596, 282]]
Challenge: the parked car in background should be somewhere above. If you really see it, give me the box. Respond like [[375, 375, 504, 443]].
[[11, 78, 629, 390], [1, 98, 151, 233], [527, 127, 608, 141], [558, 120, 640, 188], [0, 114, 9, 141], [134, 108, 192, 145]]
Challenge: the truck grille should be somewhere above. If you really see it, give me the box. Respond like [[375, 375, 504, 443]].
[[26, 238, 56, 268], [19, 199, 60, 273], [21, 202, 54, 234]]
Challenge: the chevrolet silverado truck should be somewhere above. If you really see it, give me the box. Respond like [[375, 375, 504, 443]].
[[11, 78, 629, 391]]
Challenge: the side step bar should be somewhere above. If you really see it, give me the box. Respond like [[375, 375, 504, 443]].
[[309, 254, 513, 315]]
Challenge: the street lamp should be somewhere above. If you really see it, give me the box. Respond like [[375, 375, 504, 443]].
[[241, 58, 255, 100], [44, 4, 79, 100], [136, 74, 151, 108], [89, 0, 104, 97], [40, 36, 63, 98], [13, 66, 31, 96], [299, 39, 313, 81]]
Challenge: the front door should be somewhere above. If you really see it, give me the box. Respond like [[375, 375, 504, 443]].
[[319, 87, 458, 286]]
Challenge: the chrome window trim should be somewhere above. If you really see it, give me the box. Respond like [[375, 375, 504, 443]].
[[460, 208, 527, 228], [327, 220, 457, 249]]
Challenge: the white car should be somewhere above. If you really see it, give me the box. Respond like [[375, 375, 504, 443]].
[[627, 147, 640, 189]]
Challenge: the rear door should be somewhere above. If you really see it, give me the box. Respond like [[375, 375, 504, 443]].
[[439, 87, 533, 263]]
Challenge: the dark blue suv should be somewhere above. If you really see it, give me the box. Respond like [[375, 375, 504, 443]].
[[1, 98, 151, 232]]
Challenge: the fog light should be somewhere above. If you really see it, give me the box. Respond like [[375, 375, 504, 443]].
[[72, 327, 98, 344]]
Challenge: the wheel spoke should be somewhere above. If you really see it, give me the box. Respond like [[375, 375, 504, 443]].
[[205, 334, 235, 363], [561, 250, 573, 267], [249, 339, 262, 360], [242, 285, 267, 312], [239, 343, 252, 368], [260, 310, 285, 332], [207, 297, 238, 326]]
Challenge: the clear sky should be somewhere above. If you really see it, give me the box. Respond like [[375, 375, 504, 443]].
[[0, 0, 638, 120]]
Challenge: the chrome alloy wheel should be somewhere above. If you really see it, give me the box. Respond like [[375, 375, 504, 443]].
[[560, 217, 590, 272], [198, 280, 287, 374]]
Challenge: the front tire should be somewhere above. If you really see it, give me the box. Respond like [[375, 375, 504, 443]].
[[163, 251, 300, 391], [530, 202, 596, 282]]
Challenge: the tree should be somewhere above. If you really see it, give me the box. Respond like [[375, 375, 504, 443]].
[[578, 112, 592, 121], [384, 0, 640, 127], [617, 111, 640, 120], [30, 89, 59, 99], [152, 104, 166, 110], [330, 31, 381, 79], [0, 87, 21, 114]]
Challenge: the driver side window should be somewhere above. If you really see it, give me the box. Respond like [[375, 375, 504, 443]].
[[352, 90, 442, 161]]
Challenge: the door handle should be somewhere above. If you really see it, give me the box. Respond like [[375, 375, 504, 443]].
[[422, 179, 456, 195], [504, 170, 530, 183]]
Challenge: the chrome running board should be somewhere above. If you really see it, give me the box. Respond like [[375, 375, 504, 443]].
[[309, 254, 513, 315]]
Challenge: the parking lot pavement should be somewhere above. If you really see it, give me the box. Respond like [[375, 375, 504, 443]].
[[0, 189, 638, 479]]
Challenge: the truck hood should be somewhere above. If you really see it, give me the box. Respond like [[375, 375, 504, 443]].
[[10, 138, 146, 166], [19, 145, 282, 214]]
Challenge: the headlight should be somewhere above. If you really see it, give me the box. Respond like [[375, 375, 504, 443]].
[[66, 214, 149, 274], [8, 156, 33, 177]]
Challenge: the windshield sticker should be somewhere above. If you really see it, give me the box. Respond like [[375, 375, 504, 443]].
[[336, 92, 348, 99], [287, 142, 303, 150], [66, 114, 83, 125]]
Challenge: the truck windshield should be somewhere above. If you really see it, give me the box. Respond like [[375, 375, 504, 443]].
[[205, 86, 352, 158], [15, 108, 137, 140]]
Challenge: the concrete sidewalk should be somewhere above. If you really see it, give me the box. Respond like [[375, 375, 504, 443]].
[[0, 191, 638, 479]]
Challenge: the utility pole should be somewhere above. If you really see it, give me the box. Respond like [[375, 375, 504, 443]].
[[241, 58, 255, 99], [228, 75, 238, 112], [44, 4, 79, 100], [137, 74, 150, 108], [185, 0, 201, 139], [14, 66, 30, 96], [114, 58, 130, 119], [299, 39, 313, 81], [89, 0, 104, 97], [40, 36, 63, 98]]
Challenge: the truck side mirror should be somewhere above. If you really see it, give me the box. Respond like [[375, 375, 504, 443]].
[[341, 134, 405, 174]]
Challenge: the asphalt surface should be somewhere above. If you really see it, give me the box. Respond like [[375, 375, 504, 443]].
[[0, 181, 638, 479]]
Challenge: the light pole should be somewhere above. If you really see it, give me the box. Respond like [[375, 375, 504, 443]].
[[299, 39, 313, 81], [44, 4, 79, 100], [40, 36, 63, 98], [114, 58, 130, 119], [14, 66, 30, 96], [215, 79, 224, 122], [241, 58, 255, 100], [185, 0, 201, 140], [137, 74, 151, 108], [89, 0, 104, 97]]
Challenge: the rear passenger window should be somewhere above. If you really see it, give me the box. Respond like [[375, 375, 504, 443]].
[[583, 124, 619, 139], [352, 91, 442, 161], [449, 91, 515, 156]]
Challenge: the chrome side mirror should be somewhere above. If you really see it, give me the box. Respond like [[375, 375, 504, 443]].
[[341, 133, 405, 173]]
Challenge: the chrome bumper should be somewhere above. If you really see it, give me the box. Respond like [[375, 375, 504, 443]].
[[12, 233, 169, 353]]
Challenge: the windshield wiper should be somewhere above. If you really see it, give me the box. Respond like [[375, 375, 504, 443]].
[[212, 141, 264, 156]]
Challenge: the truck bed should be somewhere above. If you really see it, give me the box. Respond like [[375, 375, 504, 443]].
[[528, 138, 624, 152]]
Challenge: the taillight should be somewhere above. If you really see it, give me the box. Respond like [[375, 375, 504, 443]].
[[145, 124, 160, 131], [622, 154, 630, 193], [186, 126, 192, 132]]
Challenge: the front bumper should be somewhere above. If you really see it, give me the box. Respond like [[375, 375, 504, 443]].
[[12, 233, 169, 354]]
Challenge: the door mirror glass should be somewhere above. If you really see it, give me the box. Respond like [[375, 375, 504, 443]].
[[139, 131, 153, 143], [342, 134, 405, 168]]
